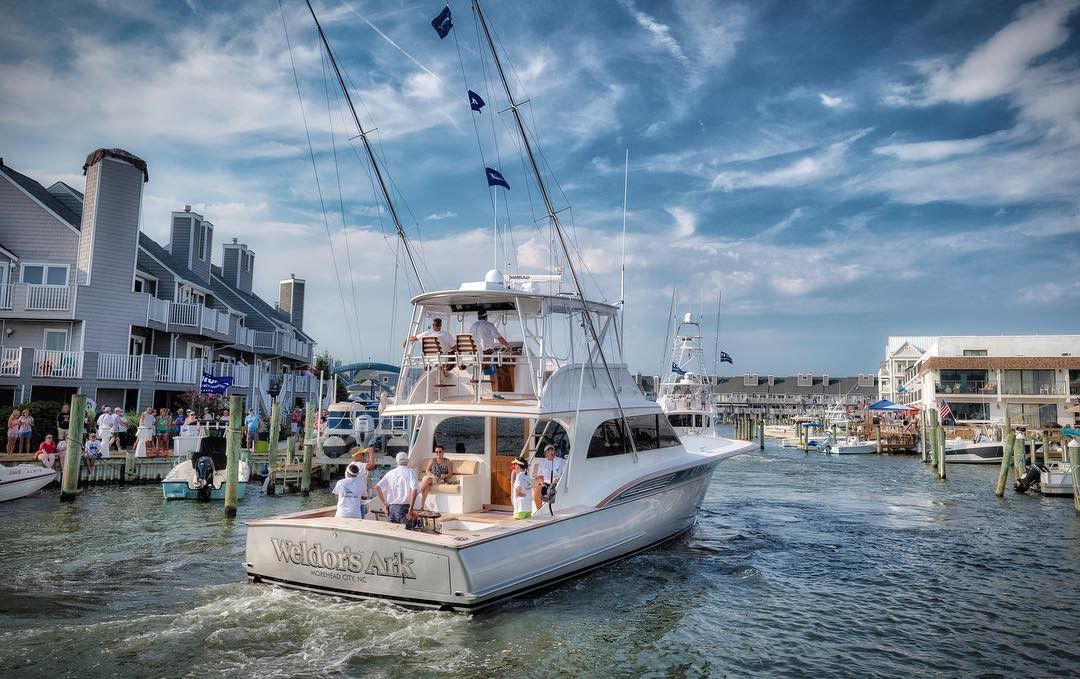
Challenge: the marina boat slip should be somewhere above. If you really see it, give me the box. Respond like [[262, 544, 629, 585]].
[[657, 313, 721, 439], [162, 446, 250, 501], [246, 280, 753, 609], [0, 464, 56, 502]]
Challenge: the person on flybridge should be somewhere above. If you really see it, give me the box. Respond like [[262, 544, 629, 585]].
[[405, 317, 455, 353], [469, 310, 511, 353]]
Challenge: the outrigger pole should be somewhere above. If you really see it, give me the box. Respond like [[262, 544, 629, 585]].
[[305, 0, 426, 293], [473, 0, 637, 459]]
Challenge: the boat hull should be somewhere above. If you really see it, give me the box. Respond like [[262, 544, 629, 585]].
[[825, 443, 877, 455], [162, 480, 248, 500], [0, 466, 57, 502], [245, 458, 721, 610], [1040, 464, 1074, 497], [944, 443, 1003, 464]]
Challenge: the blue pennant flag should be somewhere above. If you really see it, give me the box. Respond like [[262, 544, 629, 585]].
[[201, 373, 233, 395], [431, 5, 453, 39], [671, 362, 686, 376], [719, 351, 734, 364], [468, 89, 485, 112], [485, 167, 510, 189]]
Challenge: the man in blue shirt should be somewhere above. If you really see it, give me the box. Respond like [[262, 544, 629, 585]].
[[244, 409, 260, 450]]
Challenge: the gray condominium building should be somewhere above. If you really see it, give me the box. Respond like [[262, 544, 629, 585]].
[[0, 148, 316, 412]]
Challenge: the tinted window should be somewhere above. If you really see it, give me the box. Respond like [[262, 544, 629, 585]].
[[668, 414, 694, 428], [588, 414, 681, 458], [531, 419, 570, 458], [434, 416, 485, 455]]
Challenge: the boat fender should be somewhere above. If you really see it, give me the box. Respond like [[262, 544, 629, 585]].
[[1013, 464, 1044, 494]]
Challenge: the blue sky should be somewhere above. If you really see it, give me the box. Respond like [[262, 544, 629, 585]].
[[1, 0, 1078, 375]]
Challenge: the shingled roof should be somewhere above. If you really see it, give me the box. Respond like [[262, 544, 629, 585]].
[[0, 160, 81, 228]]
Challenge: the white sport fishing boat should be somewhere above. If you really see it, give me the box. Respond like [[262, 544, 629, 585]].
[[1040, 461, 1074, 497], [822, 436, 877, 455], [657, 313, 720, 439], [0, 464, 57, 502], [943, 434, 1003, 464], [244, 0, 752, 611]]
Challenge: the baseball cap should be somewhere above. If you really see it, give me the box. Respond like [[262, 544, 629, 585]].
[[395, 452, 409, 465]]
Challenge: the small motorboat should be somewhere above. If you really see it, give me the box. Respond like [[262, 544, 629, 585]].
[[162, 448, 249, 501], [0, 464, 57, 502], [1040, 461, 1075, 497], [822, 436, 877, 455]]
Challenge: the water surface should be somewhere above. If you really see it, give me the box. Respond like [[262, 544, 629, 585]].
[[3, 438, 1079, 677]]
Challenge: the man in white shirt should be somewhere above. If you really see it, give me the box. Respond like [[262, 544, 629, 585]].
[[375, 452, 419, 526], [406, 317, 455, 354], [532, 444, 565, 510], [468, 310, 510, 353], [97, 407, 114, 453], [511, 456, 532, 519]]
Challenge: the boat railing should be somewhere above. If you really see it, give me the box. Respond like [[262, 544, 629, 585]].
[[398, 352, 541, 405]]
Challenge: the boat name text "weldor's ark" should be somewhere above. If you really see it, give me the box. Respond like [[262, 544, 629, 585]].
[[270, 538, 416, 579]]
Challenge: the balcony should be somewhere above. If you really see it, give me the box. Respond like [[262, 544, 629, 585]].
[[146, 295, 169, 324], [253, 331, 276, 350], [169, 301, 201, 326], [200, 307, 231, 335], [1, 347, 21, 376], [32, 349, 83, 378], [936, 380, 997, 395], [97, 353, 143, 381], [207, 361, 252, 388], [155, 357, 201, 384], [0, 283, 75, 316]]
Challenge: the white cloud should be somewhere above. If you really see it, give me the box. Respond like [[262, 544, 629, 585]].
[[619, 0, 690, 68], [923, 0, 1079, 104], [668, 207, 697, 237], [819, 93, 843, 108], [712, 129, 870, 191], [873, 136, 995, 162], [756, 207, 804, 240], [424, 210, 457, 221]]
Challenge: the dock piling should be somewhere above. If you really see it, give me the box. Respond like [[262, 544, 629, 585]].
[[995, 431, 1017, 498], [875, 423, 882, 454], [1069, 439, 1079, 513], [301, 402, 314, 496], [936, 425, 946, 480], [224, 395, 242, 518], [267, 400, 281, 472], [60, 393, 87, 502], [758, 419, 765, 450]]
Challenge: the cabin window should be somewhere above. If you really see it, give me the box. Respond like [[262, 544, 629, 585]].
[[530, 419, 570, 457], [667, 414, 694, 428], [433, 416, 485, 455], [587, 414, 680, 459]]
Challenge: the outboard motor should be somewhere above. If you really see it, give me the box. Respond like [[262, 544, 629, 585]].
[[194, 455, 216, 501], [1014, 463, 1044, 494]]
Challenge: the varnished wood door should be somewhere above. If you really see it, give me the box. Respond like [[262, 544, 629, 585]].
[[489, 417, 527, 506]]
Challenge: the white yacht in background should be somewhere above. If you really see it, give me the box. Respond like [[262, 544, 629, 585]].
[[657, 312, 721, 441], [1040, 461, 1074, 497], [245, 0, 752, 611], [822, 436, 877, 455], [944, 433, 1004, 464]]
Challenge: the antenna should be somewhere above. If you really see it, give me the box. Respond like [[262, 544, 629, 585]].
[[619, 148, 628, 353], [473, 0, 637, 458], [305, 0, 425, 293]]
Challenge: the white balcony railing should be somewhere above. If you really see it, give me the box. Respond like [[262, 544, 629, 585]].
[[253, 331, 276, 349], [207, 361, 252, 388], [0, 284, 13, 310], [1, 347, 21, 376], [169, 302, 200, 326], [25, 284, 73, 311], [97, 353, 142, 381], [33, 349, 83, 378], [237, 328, 256, 347], [155, 357, 201, 384], [147, 296, 169, 324], [215, 311, 230, 334]]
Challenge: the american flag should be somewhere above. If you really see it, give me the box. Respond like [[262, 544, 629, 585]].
[[938, 400, 953, 422]]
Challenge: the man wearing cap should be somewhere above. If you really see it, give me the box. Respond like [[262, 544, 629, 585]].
[[468, 310, 511, 353], [375, 452, 420, 526], [510, 456, 532, 519], [405, 317, 455, 353], [333, 451, 374, 519], [532, 444, 564, 510]]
